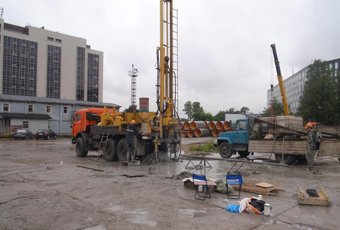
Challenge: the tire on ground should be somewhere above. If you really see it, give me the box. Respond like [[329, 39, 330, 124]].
[[117, 139, 128, 162], [103, 138, 117, 161], [274, 153, 296, 165], [219, 142, 233, 158], [76, 137, 88, 157]]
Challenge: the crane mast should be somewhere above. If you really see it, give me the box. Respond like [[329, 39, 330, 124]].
[[270, 44, 289, 116], [158, 0, 177, 138]]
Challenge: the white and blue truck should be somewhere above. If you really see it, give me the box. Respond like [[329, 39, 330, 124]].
[[216, 116, 340, 164]]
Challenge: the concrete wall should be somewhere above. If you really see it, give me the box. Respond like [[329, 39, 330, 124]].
[[11, 118, 48, 133], [0, 99, 116, 134]]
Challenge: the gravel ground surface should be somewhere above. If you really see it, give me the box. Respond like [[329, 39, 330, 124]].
[[0, 138, 339, 230]]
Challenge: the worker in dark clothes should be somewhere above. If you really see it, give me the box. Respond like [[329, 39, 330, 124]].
[[305, 123, 318, 172], [126, 120, 138, 162]]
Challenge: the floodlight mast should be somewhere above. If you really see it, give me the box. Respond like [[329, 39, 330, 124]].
[[128, 64, 138, 108]]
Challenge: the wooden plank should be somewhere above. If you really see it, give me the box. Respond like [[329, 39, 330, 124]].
[[256, 182, 275, 188], [249, 139, 307, 155], [193, 180, 217, 186], [318, 139, 340, 157], [240, 180, 279, 195]]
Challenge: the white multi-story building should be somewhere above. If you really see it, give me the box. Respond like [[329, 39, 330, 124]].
[[0, 19, 119, 134], [267, 58, 340, 114], [0, 18, 103, 102]]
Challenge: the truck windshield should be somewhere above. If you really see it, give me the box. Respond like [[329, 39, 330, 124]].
[[236, 121, 247, 130]]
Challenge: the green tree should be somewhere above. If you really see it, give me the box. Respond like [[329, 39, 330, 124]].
[[262, 97, 284, 116], [227, 107, 236, 113], [297, 60, 338, 125], [240, 107, 250, 114], [214, 111, 225, 121], [335, 71, 340, 122], [204, 112, 214, 121], [183, 101, 193, 120], [192, 102, 204, 120]]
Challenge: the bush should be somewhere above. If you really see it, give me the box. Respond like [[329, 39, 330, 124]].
[[189, 141, 218, 152]]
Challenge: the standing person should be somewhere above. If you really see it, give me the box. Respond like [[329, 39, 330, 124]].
[[126, 120, 137, 162], [305, 123, 318, 172]]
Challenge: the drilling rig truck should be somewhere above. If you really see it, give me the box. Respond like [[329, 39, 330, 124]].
[[71, 0, 180, 162]]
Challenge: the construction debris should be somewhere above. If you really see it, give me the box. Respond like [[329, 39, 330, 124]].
[[76, 165, 104, 172], [297, 186, 330, 206], [238, 180, 280, 195]]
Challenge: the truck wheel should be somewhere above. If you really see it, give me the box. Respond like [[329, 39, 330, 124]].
[[103, 139, 117, 161], [238, 151, 250, 158], [76, 137, 88, 157], [117, 139, 128, 161], [219, 142, 233, 158], [274, 154, 296, 165]]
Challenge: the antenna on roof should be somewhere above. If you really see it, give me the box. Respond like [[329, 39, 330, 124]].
[[0, 8, 4, 19]]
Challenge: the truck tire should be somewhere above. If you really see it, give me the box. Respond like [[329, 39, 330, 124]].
[[76, 137, 88, 157], [238, 151, 250, 158], [219, 142, 233, 158], [103, 139, 117, 161], [274, 154, 296, 165], [117, 139, 128, 162]]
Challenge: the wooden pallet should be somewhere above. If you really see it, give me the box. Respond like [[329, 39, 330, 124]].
[[249, 139, 307, 155], [297, 186, 330, 206], [237, 180, 279, 195]]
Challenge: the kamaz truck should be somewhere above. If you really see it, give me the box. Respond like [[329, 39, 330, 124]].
[[217, 117, 340, 164]]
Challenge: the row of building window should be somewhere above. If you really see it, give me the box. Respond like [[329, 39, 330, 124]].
[[3, 36, 100, 102], [2, 103, 69, 114], [3, 36, 38, 96], [47, 37, 62, 43]]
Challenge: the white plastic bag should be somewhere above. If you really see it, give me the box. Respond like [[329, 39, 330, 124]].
[[239, 198, 251, 213]]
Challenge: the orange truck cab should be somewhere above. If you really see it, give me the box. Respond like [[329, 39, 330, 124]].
[[71, 108, 105, 144]]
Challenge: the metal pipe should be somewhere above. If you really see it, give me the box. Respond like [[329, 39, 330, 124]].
[[194, 128, 210, 137], [190, 121, 207, 129]]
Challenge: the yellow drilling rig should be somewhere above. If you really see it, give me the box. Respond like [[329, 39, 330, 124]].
[[71, 0, 180, 162]]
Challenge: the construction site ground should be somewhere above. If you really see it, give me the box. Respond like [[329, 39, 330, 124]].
[[0, 137, 339, 230]]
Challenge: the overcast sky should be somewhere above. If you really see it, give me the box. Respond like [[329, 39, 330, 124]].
[[2, 0, 339, 117]]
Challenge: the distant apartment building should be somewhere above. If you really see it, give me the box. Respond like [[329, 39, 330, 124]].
[[267, 58, 340, 114], [0, 19, 119, 134]]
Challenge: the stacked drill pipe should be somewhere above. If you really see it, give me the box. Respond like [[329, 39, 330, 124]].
[[190, 121, 210, 137], [223, 121, 232, 131], [180, 121, 191, 137], [180, 120, 233, 137]]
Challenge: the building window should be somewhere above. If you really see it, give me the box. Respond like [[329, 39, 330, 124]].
[[87, 53, 100, 102], [3, 36, 37, 96], [3, 104, 10, 112], [22, 121, 29, 129], [76, 47, 85, 101], [46, 105, 51, 113], [63, 106, 68, 114], [47, 45, 61, 98], [55, 39, 62, 43], [47, 37, 54, 41], [28, 104, 33, 112]]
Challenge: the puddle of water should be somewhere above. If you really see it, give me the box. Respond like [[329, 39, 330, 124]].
[[125, 209, 157, 227], [109, 204, 123, 212], [177, 209, 207, 218], [83, 224, 107, 230], [177, 208, 195, 217], [128, 215, 157, 227]]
